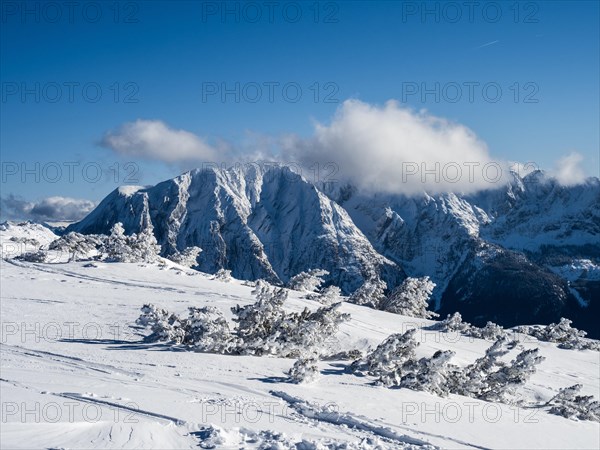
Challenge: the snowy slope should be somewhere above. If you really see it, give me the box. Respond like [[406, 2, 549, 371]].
[[1, 253, 599, 449], [0, 221, 58, 259]]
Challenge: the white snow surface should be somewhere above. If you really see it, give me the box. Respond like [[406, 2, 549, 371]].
[[1, 253, 599, 449]]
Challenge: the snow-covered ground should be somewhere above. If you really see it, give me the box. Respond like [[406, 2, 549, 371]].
[[1, 225, 599, 449]]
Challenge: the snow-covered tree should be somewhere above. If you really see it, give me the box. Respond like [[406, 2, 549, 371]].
[[380, 276, 438, 318], [455, 336, 517, 398], [398, 350, 457, 396], [137, 304, 235, 354], [48, 232, 103, 261], [348, 276, 387, 309], [548, 384, 600, 422], [468, 321, 506, 341], [435, 312, 473, 333], [288, 354, 320, 384], [313, 285, 342, 305], [480, 348, 545, 403], [136, 280, 351, 359], [287, 302, 350, 357], [230, 280, 288, 355], [103, 223, 161, 263], [287, 269, 329, 293], [136, 304, 187, 344], [187, 306, 236, 353], [17, 249, 48, 263], [213, 268, 232, 282], [350, 329, 419, 378], [167, 246, 202, 268], [232, 280, 350, 358], [516, 318, 599, 351]]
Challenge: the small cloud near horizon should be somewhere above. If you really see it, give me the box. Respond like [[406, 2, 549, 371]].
[[0, 195, 96, 222]]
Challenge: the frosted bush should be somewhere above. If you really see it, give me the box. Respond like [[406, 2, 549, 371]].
[[435, 312, 473, 333], [288, 354, 320, 384], [103, 223, 161, 263], [167, 246, 202, 268], [348, 276, 387, 309], [287, 269, 329, 293], [381, 276, 438, 319], [313, 285, 342, 305], [548, 384, 600, 422], [136, 304, 187, 344], [516, 318, 600, 351], [397, 350, 457, 396], [213, 268, 232, 282], [349, 329, 419, 378], [187, 306, 236, 353], [468, 321, 506, 341], [17, 249, 49, 263], [49, 232, 103, 261]]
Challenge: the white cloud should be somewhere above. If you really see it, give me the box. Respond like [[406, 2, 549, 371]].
[[552, 152, 586, 186], [280, 99, 510, 195], [0, 195, 96, 222], [100, 119, 223, 163], [100, 103, 591, 195]]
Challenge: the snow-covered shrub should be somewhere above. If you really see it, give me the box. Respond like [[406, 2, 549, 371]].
[[350, 329, 419, 378], [16, 249, 48, 263], [548, 384, 600, 422], [516, 318, 599, 351], [288, 302, 350, 357], [187, 306, 236, 353], [455, 336, 517, 398], [288, 354, 320, 384], [103, 223, 161, 263], [48, 231, 102, 261], [213, 268, 232, 282], [137, 280, 350, 359], [429, 313, 505, 341], [232, 280, 350, 357], [167, 246, 202, 268], [397, 350, 457, 396], [468, 321, 506, 341], [137, 304, 234, 353], [435, 312, 473, 333], [230, 281, 289, 355], [380, 276, 438, 319], [287, 269, 329, 293], [350, 331, 544, 404], [348, 276, 387, 309], [312, 285, 342, 305], [136, 304, 187, 344], [479, 348, 545, 403], [453, 336, 545, 403]]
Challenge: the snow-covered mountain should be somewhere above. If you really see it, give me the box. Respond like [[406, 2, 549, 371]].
[[67, 166, 403, 294], [68, 167, 600, 337], [324, 171, 600, 337]]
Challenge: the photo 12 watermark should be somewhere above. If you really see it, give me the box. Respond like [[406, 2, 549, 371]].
[[201, 81, 339, 104], [1, 1, 141, 24], [1, 82, 140, 104], [400, 1, 539, 24], [200, 1, 340, 24], [1, 161, 140, 184]]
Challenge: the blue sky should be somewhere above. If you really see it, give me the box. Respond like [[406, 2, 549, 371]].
[[1, 0, 599, 218]]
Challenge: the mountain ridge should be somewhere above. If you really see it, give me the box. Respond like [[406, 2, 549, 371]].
[[67, 166, 600, 337]]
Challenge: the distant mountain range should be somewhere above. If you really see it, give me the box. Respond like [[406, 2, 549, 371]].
[[67, 166, 600, 337]]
